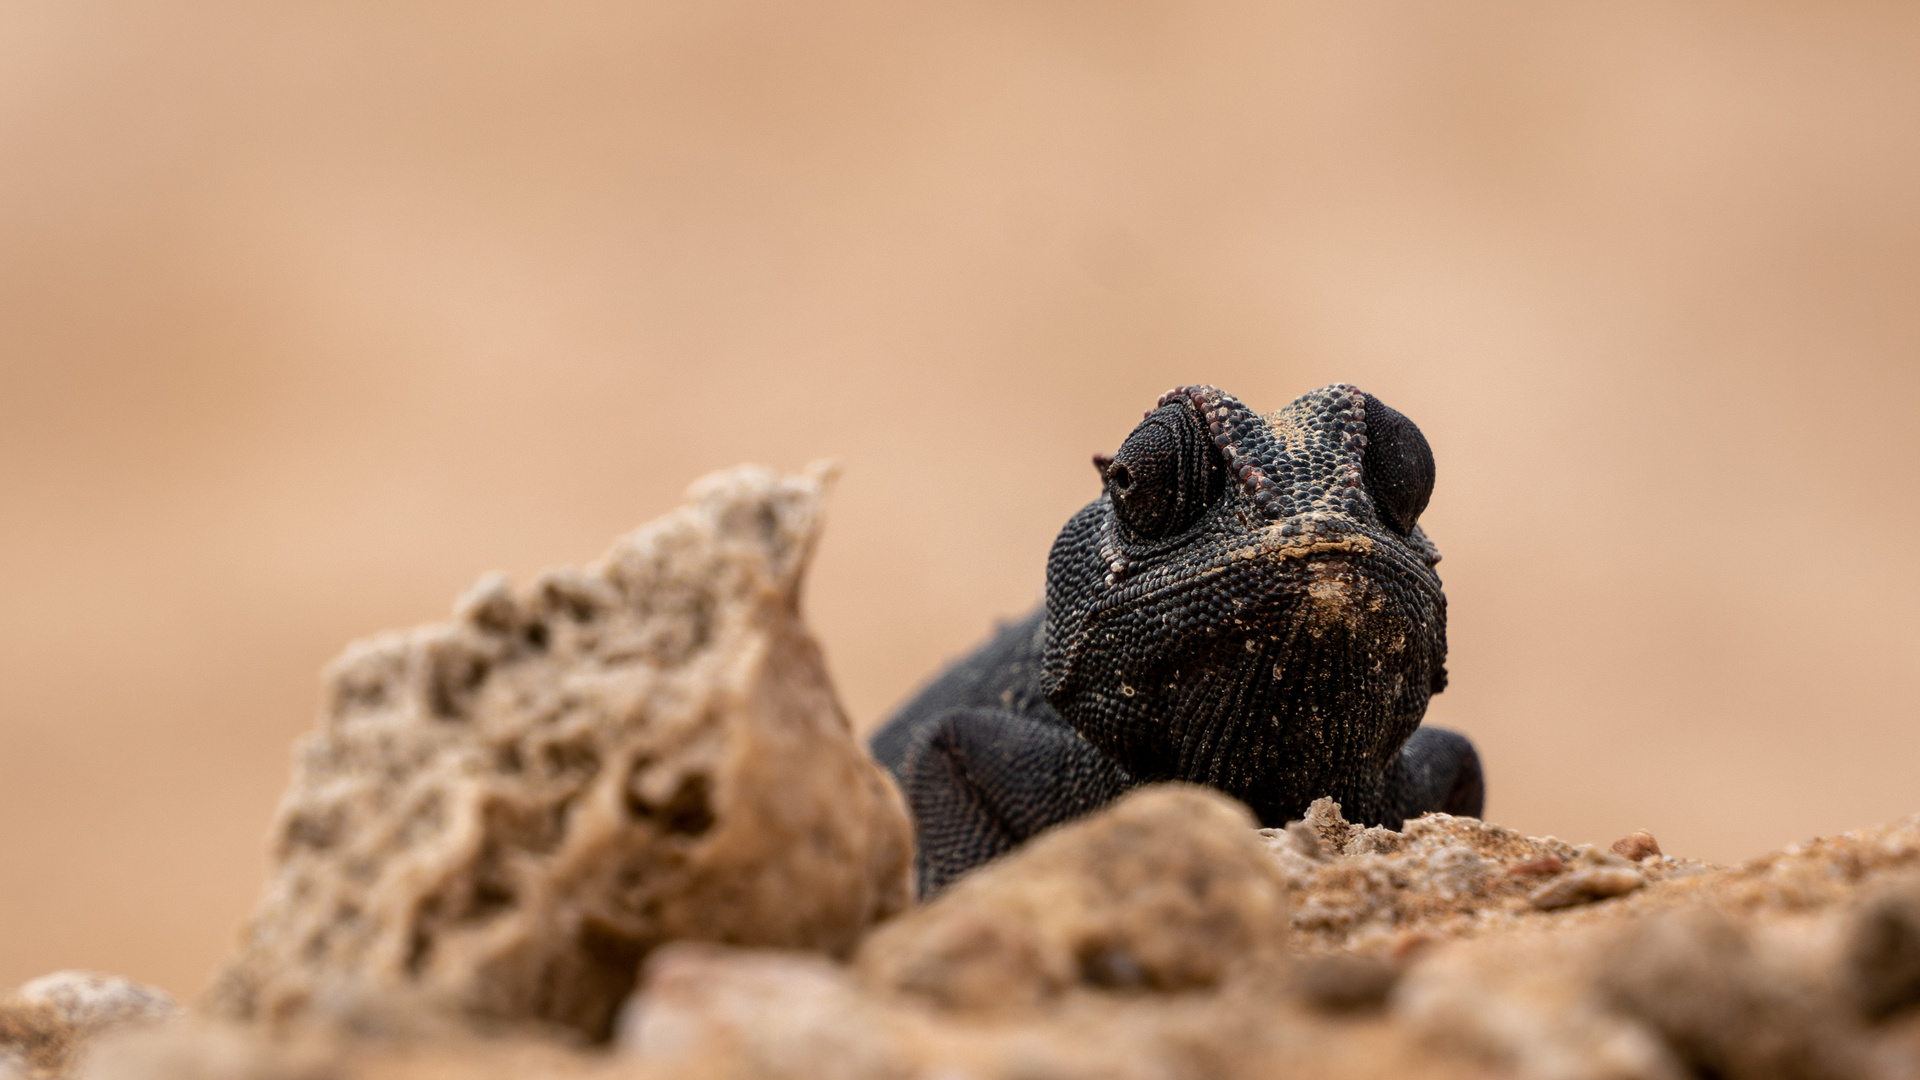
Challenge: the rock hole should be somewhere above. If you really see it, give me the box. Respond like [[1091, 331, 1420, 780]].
[[542, 741, 601, 781], [636, 594, 714, 664], [626, 771, 716, 836], [332, 679, 389, 715], [469, 878, 516, 920], [482, 796, 569, 855], [1184, 868, 1215, 901], [684, 596, 713, 654], [404, 927, 434, 977], [1077, 942, 1147, 989], [427, 648, 490, 721], [397, 792, 446, 845], [574, 920, 648, 1043], [280, 810, 339, 853], [542, 578, 603, 623], [495, 742, 524, 773]]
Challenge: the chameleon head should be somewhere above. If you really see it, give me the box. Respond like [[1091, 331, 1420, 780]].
[[1039, 383, 1449, 826]]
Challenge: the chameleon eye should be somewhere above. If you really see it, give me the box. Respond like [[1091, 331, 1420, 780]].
[[1105, 402, 1223, 540], [1361, 395, 1435, 535]]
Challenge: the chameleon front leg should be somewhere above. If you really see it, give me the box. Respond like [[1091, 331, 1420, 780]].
[[1389, 725, 1485, 823], [894, 707, 1134, 895]]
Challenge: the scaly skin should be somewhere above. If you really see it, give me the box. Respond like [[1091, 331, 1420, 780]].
[[870, 384, 1483, 895]]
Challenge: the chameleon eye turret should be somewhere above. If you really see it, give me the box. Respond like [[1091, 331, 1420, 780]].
[[1103, 401, 1225, 541], [870, 383, 1483, 895], [1359, 395, 1435, 536]]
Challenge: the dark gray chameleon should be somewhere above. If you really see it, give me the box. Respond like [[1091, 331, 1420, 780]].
[[870, 383, 1483, 895]]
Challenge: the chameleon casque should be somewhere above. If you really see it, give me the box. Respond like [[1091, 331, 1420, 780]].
[[870, 383, 1484, 895]]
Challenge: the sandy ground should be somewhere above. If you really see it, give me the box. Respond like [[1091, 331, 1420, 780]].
[[1, 1, 1917, 998]]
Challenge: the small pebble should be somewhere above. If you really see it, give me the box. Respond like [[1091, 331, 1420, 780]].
[[1293, 954, 1401, 1013], [13, 971, 177, 1028], [1389, 931, 1436, 962], [1528, 868, 1645, 911], [1610, 830, 1662, 862], [1507, 855, 1565, 877]]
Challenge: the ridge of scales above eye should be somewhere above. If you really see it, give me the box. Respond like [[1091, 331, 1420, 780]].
[[869, 383, 1484, 897]]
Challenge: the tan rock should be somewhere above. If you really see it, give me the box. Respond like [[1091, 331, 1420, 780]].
[[1596, 908, 1867, 1080], [205, 464, 913, 1041], [1395, 929, 1688, 1080], [1610, 831, 1662, 862], [1397, 906, 1884, 1080], [618, 945, 931, 1080], [1844, 870, 1920, 1020], [79, 1023, 342, 1080], [1260, 800, 1700, 953], [1528, 867, 1645, 911], [78, 1019, 630, 1080], [0, 974, 177, 1080], [1389, 814, 1920, 1080], [856, 784, 1292, 1011], [620, 942, 1481, 1080]]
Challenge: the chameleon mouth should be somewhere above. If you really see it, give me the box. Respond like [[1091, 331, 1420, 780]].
[[1242, 513, 1374, 561], [1234, 510, 1442, 581]]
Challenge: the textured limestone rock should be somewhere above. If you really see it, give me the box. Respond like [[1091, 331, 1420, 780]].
[[619, 946, 935, 1080], [1394, 814, 1920, 1080], [1846, 871, 1920, 1020], [1395, 912, 1880, 1080], [620, 938, 1474, 1080], [78, 1020, 622, 1080], [1394, 929, 1684, 1080], [625, 947, 1142, 1080], [1261, 798, 1691, 955], [0, 973, 178, 1080], [206, 464, 913, 1041], [80, 1024, 342, 1080], [1596, 908, 1867, 1080], [856, 784, 1293, 1011]]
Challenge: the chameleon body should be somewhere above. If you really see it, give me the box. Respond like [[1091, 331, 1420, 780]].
[[870, 384, 1483, 894]]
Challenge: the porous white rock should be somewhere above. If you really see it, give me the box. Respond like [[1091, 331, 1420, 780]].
[[0, 972, 177, 1080], [206, 464, 913, 1041]]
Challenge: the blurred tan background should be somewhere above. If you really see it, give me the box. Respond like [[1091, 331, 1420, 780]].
[[2, 0, 1917, 998]]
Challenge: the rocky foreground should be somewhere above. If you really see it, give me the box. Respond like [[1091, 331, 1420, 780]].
[[4, 467, 1918, 1080]]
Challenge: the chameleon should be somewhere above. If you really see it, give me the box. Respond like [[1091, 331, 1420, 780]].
[[869, 383, 1483, 895]]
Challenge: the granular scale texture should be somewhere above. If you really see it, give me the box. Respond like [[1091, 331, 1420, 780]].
[[1039, 385, 1452, 829], [204, 465, 913, 1042]]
